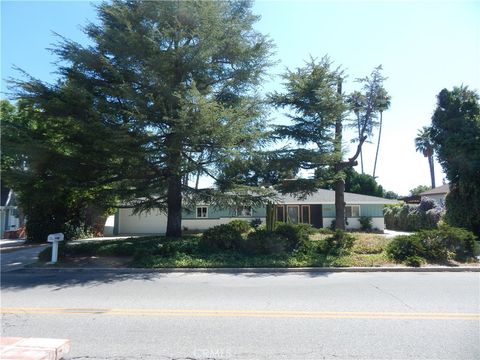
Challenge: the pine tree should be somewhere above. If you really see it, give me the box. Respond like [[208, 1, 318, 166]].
[[10, 0, 274, 238], [270, 57, 388, 230]]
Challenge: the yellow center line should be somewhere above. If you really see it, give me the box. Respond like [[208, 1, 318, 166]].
[[1, 307, 479, 320]]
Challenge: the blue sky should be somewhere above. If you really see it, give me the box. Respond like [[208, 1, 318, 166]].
[[2, 0, 479, 195]]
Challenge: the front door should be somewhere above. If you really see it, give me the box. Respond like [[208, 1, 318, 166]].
[[310, 205, 323, 228]]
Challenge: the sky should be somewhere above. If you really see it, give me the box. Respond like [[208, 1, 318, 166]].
[[1, 0, 479, 196]]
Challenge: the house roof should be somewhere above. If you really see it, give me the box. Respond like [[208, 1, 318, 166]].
[[419, 184, 450, 196], [277, 188, 398, 205]]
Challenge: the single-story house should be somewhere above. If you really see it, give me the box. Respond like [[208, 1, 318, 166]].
[[112, 189, 397, 235], [419, 184, 449, 205], [0, 185, 22, 236]]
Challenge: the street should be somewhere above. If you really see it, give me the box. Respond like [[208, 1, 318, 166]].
[[1, 270, 479, 359]]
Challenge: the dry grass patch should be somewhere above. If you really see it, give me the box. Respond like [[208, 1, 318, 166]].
[[352, 233, 390, 254]]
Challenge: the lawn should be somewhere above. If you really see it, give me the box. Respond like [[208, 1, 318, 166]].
[[38, 232, 401, 268]]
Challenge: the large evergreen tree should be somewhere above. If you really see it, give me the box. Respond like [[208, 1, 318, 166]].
[[430, 86, 480, 235], [270, 58, 388, 230], [9, 0, 273, 238], [1, 97, 128, 241]]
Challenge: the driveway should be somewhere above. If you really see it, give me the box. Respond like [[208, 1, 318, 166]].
[[1, 244, 47, 272]]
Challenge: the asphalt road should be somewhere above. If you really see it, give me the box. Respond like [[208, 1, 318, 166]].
[[1, 270, 479, 360]]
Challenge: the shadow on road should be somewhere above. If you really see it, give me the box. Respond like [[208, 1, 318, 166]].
[[1, 268, 331, 290]]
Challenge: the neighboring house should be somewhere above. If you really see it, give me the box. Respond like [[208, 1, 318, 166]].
[[419, 184, 449, 205], [0, 184, 21, 236], [113, 189, 397, 235]]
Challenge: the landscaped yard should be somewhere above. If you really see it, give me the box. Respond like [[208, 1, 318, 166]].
[[37, 227, 478, 268]]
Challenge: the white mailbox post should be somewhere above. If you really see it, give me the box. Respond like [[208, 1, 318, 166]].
[[47, 233, 64, 264]]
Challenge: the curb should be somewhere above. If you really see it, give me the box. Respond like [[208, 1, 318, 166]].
[[10, 266, 480, 273]]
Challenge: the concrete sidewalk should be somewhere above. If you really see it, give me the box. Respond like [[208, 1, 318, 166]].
[[0, 337, 70, 360]]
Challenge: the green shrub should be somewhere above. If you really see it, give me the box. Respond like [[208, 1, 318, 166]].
[[228, 220, 252, 234], [418, 225, 478, 261], [153, 242, 178, 256], [199, 224, 243, 253], [321, 230, 355, 255], [274, 223, 314, 251], [359, 216, 373, 232], [97, 242, 136, 256], [328, 218, 349, 231], [243, 230, 287, 255], [386, 226, 478, 263], [250, 218, 262, 230], [386, 235, 425, 262], [317, 228, 334, 235], [404, 256, 424, 267], [384, 202, 445, 232]]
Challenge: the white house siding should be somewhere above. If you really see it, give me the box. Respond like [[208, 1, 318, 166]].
[[182, 217, 265, 232], [103, 215, 115, 236], [322, 217, 385, 231], [116, 208, 265, 235]]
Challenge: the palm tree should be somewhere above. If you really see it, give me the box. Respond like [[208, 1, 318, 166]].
[[415, 126, 436, 188], [372, 88, 391, 178]]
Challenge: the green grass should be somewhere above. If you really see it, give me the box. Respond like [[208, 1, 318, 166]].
[[37, 231, 477, 268]]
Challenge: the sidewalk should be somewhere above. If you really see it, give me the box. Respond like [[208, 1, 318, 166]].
[[0, 337, 70, 360]]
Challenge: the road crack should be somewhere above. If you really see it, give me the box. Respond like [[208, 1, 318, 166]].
[[370, 283, 414, 310]]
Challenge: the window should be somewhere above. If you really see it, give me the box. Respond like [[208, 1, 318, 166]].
[[301, 205, 310, 224], [286, 205, 299, 224], [196, 206, 208, 218], [345, 205, 360, 218], [236, 206, 252, 217]]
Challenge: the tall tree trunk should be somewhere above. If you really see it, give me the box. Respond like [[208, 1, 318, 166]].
[[334, 81, 346, 230], [357, 113, 364, 174], [428, 155, 436, 189], [195, 170, 201, 190], [165, 134, 183, 238], [372, 111, 383, 178], [335, 177, 346, 230], [166, 173, 182, 238]]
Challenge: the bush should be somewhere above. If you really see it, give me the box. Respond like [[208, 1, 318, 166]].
[[153, 242, 178, 257], [199, 224, 243, 253], [418, 197, 437, 212], [418, 225, 478, 261], [228, 219, 252, 234], [384, 202, 444, 232], [321, 230, 355, 255], [386, 225, 478, 263], [386, 235, 425, 262], [250, 218, 262, 230], [404, 256, 424, 267], [359, 216, 373, 232], [243, 230, 287, 255], [274, 223, 314, 251]]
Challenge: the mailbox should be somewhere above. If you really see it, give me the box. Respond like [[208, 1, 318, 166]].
[[47, 232, 64, 264], [47, 233, 64, 243]]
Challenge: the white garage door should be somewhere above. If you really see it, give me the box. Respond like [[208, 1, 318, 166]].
[[118, 208, 168, 234]]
